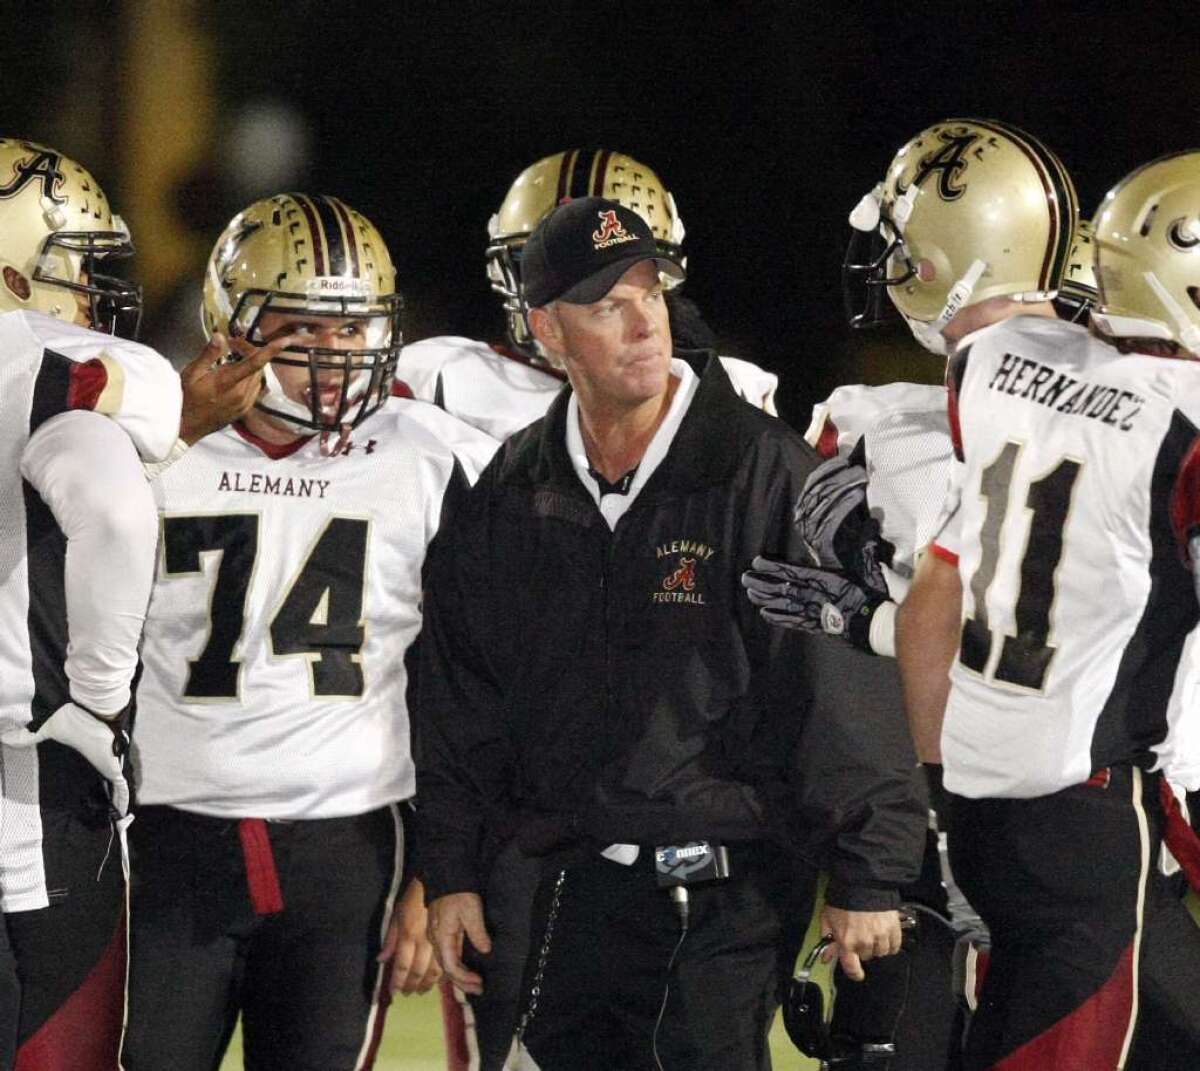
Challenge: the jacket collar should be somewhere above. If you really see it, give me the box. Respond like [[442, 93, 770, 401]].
[[501, 352, 754, 497]]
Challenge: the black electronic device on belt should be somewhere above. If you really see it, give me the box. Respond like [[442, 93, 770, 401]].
[[653, 840, 731, 888], [654, 840, 731, 932]]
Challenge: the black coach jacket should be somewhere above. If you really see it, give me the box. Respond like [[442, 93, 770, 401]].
[[415, 356, 925, 911]]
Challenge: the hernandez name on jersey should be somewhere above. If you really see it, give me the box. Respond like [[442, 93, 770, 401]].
[[806, 380, 953, 600], [0, 310, 180, 733], [134, 398, 498, 820], [938, 315, 1200, 799], [398, 336, 781, 441]]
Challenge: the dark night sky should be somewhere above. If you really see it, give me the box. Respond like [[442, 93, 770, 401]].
[[3, 3, 1194, 423]]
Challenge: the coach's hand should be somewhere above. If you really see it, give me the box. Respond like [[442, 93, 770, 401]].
[[428, 891, 492, 996], [0, 701, 130, 818], [380, 878, 442, 996], [818, 905, 902, 983]]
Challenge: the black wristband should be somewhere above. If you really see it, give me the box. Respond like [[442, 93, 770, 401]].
[[922, 763, 947, 818], [845, 596, 884, 654]]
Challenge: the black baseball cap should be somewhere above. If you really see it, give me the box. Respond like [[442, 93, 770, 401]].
[[520, 196, 685, 308]]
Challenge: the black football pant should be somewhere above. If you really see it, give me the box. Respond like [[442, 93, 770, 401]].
[[514, 844, 814, 1071], [122, 803, 401, 1071], [946, 766, 1200, 1071], [0, 803, 125, 1071]]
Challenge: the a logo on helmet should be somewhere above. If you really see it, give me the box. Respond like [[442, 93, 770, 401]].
[[592, 210, 636, 250], [898, 131, 980, 203], [1167, 218, 1200, 251], [0, 150, 67, 205]]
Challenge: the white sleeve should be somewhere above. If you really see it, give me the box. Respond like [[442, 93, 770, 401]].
[[20, 410, 159, 716], [930, 458, 966, 560]]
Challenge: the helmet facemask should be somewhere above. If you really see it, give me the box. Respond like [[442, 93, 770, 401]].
[[484, 231, 538, 359], [33, 228, 142, 338], [231, 288, 402, 445], [842, 187, 917, 329]]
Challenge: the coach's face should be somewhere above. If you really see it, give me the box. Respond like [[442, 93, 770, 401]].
[[531, 260, 673, 412]]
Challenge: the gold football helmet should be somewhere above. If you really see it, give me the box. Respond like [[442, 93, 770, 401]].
[[1056, 219, 1099, 322], [1092, 151, 1200, 354], [486, 150, 685, 355], [843, 119, 1079, 354], [0, 138, 141, 336], [201, 193, 401, 434]]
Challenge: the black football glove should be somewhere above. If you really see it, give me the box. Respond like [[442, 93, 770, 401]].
[[742, 556, 888, 652], [793, 453, 892, 594]]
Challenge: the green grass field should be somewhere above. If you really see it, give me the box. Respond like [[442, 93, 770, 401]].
[[213, 888, 1200, 1068], [219, 889, 835, 1071], [219, 991, 820, 1070]]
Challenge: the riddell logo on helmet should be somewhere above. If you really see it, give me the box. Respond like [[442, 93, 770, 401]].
[[306, 277, 369, 295], [592, 210, 636, 250]]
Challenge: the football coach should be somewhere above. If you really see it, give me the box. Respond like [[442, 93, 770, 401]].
[[416, 196, 926, 1070]]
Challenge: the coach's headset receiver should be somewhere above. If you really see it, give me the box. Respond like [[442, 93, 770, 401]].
[[654, 840, 731, 930], [783, 907, 918, 1066]]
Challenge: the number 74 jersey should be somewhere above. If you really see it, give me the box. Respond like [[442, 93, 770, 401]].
[[939, 315, 1200, 799], [134, 399, 498, 819]]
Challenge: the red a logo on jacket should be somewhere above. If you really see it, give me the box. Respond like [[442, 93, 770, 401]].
[[662, 557, 697, 592]]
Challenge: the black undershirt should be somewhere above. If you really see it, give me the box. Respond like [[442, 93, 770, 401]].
[[587, 464, 638, 496]]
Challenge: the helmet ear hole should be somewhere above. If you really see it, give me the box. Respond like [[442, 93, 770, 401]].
[[3, 266, 30, 301]]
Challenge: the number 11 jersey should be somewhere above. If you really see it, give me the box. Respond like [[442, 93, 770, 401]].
[[939, 315, 1200, 799], [134, 399, 498, 819]]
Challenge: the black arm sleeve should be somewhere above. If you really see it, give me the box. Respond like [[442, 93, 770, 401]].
[[413, 465, 516, 901], [755, 433, 927, 911]]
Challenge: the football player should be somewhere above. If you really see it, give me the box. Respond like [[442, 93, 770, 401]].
[[0, 137, 271, 1071], [119, 194, 498, 1071], [403, 150, 782, 1071], [896, 150, 1200, 1071], [744, 119, 1092, 665], [742, 119, 1092, 1069]]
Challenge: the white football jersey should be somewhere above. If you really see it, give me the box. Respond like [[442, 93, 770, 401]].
[[0, 309, 179, 910], [134, 399, 499, 819], [940, 316, 1200, 797], [398, 336, 780, 441], [806, 381, 952, 599], [397, 337, 566, 440]]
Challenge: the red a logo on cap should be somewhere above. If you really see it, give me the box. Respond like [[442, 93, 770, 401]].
[[592, 209, 628, 244]]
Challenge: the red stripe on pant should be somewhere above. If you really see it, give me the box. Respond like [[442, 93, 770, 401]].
[[358, 972, 393, 1070], [440, 977, 473, 1071], [1160, 779, 1200, 895], [14, 913, 125, 1071], [991, 942, 1135, 1071]]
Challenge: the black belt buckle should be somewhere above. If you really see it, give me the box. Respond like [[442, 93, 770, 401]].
[[653, 840, 730, 887]]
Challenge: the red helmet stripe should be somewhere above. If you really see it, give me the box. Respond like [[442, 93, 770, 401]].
[[312, 195, 348, 276], [330, 197, 361, 278], [591, 149, 613, 197], [292, 194, 326, 276], [556, 149, 579, 204], [569, 150, 592, 200]]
